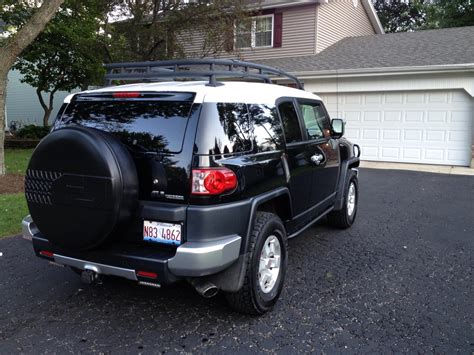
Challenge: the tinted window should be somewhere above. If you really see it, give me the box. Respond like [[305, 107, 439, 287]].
[[298, 101, 330, 140], [248, 104, 283, 151], [59, 100, 193, 153], [278, 101, 302, 143], [195, 103, 252, 155]]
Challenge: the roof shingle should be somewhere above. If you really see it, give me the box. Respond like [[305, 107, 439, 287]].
[[255, 26, 474, 73]]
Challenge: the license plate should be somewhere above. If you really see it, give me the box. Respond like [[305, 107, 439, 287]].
[[143, 220, 182, 246]]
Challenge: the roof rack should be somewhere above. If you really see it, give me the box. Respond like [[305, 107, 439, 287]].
[[104, 59, 304, 90]]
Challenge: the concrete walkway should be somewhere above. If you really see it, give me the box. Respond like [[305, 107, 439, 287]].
[[360, 161, 474, 176]]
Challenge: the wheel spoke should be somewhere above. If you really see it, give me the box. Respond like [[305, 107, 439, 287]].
[[268, 240, 276, 255], [260, 270, 272, 289], [264, 242, 272, 258], [269, 255, 280, 269]]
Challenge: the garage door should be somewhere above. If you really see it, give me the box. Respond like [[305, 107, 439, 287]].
[[320, 90, 473, 166]]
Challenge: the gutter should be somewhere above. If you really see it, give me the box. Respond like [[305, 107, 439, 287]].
[[287, 63, 474, 79], [248, 0, 327, 11]]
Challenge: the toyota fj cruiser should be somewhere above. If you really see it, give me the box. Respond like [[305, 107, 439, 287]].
[[22, 59, 360, 315]]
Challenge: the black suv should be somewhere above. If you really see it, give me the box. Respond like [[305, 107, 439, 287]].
[[23, 60, 360, 315]]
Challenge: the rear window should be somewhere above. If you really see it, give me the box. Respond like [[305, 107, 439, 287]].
[[58, 94, 195, 153]]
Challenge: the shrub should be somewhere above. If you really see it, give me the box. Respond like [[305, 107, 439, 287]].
[[15, 125, 51, 139]]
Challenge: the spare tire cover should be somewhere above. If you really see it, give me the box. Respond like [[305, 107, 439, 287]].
[[25, 126, 138, 250]]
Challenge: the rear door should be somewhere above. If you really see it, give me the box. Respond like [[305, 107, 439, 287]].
[[296, 99, 339, 211], [58, 92, 198, 203]]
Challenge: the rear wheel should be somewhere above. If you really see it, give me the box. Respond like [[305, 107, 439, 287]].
[[225, 212, 287, 315], [327, 173, 358, 229]]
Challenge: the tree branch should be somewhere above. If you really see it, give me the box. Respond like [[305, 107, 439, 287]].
[[0, 0, 65, 70]]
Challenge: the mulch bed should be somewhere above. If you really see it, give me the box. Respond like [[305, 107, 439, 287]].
[[0, 174, 25, 194], [5, 137, 40, 149]]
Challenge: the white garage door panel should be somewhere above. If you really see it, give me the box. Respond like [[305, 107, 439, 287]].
[[320, 90, 473, 166]]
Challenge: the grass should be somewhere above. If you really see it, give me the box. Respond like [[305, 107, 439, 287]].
[[5, 149, 34, 174], [0, 193, 28, 238], [1, 149, 33, 237]]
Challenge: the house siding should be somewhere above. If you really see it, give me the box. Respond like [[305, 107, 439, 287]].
[[5, 70, 77, 127], [238, 5, 317, 60], [316, 0, 375, 53], [179, 30, 207, 58], [180, 4, 317, 60]]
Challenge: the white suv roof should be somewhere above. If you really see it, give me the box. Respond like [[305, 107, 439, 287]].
[[65, 81, 321, 105]]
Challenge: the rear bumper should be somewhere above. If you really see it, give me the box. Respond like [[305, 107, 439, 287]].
[[23, 215, 242, 283]]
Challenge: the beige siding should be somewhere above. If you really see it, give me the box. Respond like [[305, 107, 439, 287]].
[[180, 4, 317, 60], [316, 0, 375, 53], [239, 5, 317, 60], [179, 31, 207, 58]]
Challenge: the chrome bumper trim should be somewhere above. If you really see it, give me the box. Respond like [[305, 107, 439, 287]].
[[53, 255, 138, 281], [168, 235, 241, 277]]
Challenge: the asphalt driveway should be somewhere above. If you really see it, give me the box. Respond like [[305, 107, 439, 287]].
[[0, 169, 473, 353]]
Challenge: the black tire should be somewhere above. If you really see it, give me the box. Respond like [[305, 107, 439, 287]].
[[327, 173, 358, 229], [225, 212, 288, 315]]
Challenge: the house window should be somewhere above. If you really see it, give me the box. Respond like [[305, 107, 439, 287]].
[[236, 15, 273, 49]]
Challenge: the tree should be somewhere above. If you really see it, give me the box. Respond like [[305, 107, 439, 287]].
[[372, 0, 426, 33], [103, 0, 251, 62], [12, 0, 107, 126], [372, 0, 474, 33], [0, 0, 64, 176], [423, 0, 474, 29]]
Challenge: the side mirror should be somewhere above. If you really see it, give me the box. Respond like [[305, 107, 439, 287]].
[[331, 118, 345, 139]]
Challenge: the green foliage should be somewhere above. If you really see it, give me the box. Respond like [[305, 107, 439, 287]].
[[372, 0, 426, 32], [423, 0, 474, 29], [5, 149, 34, 174], [11, 0, 106, 93], [0, 193, 28, 237], [373, 0, 474, 33], [15, 125, 50, 139]]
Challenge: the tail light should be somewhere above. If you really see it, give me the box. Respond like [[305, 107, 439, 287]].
[[39, 250, 54, 258], [136, 271, 158, 279], [112, 91, 141, 98], [192, 168, 238, 195]]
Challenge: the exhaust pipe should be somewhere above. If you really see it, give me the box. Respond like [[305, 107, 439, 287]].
[[80, 269, 100, 284], [188, 278, 219, 298]]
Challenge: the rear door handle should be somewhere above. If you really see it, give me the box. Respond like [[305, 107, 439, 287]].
[[311, 154, 324, 165]]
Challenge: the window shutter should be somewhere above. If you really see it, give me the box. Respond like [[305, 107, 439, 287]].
[[273, 13, 283, 48]]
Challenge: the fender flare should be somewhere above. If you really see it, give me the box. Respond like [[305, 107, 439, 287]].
[[334, 156, 360, 211], [206, 187, 292, 292]]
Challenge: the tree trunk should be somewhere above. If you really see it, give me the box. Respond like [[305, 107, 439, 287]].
[[0, 0, 64, 176], [36, 89, 55, 127], [0, 72, 7, 175]]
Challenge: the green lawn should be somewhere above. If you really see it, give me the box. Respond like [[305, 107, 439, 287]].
[[1, 149, 33, 237], [0, 193, 28, 237], [5, 149, 34, 174]]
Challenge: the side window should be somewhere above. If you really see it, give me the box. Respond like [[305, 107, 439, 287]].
[[298, 101, 330, 140], [216, 102, 252, 153], [278, 101, 303, 144], [248, 104, 284, 152], [195, 102, 252, 155]]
